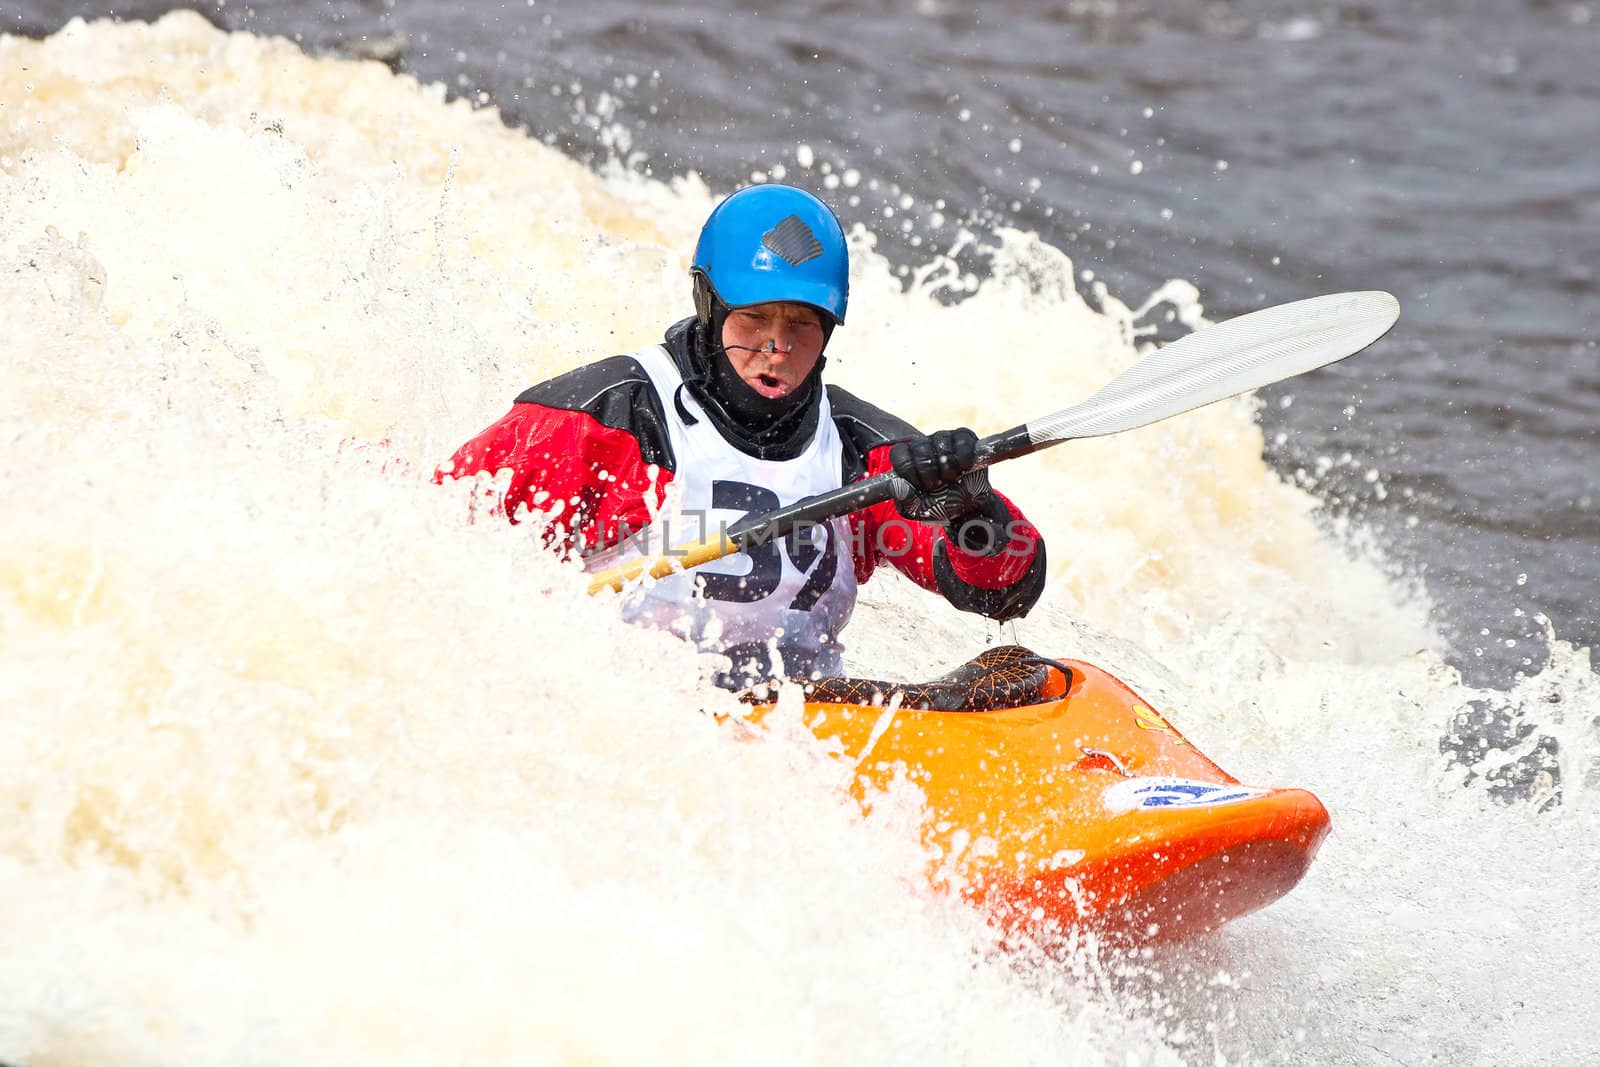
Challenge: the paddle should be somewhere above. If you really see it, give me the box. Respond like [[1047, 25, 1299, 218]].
[[587, 290, 1399, 595]]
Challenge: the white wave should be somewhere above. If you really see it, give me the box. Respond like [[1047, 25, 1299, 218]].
[[2, 12, 1595, 1066]]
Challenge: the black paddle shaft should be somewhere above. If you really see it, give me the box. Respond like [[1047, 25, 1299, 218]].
[[722, 423, 1038, 548], [595, 291, 1400, 563]]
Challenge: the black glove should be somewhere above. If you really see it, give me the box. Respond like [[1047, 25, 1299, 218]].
[[888, 428, 1012, 557]]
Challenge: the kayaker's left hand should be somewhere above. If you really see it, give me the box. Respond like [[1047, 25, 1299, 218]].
[[889, 428, 1012, 556], [891, 427, 979, 494]]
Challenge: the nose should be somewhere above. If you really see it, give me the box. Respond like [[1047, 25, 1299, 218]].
[[765, 323, 799, 356]]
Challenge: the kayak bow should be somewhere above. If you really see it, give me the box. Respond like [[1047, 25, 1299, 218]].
[[745, 653, 1329, 944]]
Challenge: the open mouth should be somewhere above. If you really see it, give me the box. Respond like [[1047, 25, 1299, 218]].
[[751, 372, 788, 398]]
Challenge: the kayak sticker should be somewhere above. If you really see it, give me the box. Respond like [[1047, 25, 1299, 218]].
[[1102, 776, 1269, 813], [1132, 704, 1190, 746]]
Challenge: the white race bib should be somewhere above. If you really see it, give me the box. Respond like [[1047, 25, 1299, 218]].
[[588, 345, 858, 678]]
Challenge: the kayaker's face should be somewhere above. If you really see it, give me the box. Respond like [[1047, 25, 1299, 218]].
[[721, 302, 825, 401]]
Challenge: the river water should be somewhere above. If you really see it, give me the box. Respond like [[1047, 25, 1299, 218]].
[[2, 4, 1598, 1065]]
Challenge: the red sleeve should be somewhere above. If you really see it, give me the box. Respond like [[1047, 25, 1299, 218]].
[[846, 442, 1043, 592], [434, 403, 668, 555]]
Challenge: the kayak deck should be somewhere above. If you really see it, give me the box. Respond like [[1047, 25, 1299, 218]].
[[752, 657, 1329, 944]]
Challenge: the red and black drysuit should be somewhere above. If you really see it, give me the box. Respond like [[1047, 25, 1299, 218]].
[[440, 318, 1047, 683]]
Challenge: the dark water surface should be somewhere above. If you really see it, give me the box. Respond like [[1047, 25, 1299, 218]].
[[12, 0, 1599, 685]]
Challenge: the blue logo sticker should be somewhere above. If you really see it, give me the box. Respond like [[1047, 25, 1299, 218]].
[[1103, 776, 1269, 813]]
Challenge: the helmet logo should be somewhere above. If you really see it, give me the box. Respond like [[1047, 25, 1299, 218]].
[[762, 215, 825, 266]]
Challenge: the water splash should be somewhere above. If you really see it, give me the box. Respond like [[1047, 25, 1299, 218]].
[[2, 12, 1595, 1066]]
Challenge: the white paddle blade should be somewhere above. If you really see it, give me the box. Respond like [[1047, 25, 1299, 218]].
[[1026, 290, 1399, 444]]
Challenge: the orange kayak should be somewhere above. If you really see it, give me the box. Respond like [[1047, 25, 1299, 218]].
[[746, 649, 1329, 944]]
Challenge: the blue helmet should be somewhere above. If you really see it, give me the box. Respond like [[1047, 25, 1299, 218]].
[[691, 184, 849, 325]]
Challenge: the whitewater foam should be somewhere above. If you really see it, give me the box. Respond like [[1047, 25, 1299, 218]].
[[3, 13, 1595, 1065]]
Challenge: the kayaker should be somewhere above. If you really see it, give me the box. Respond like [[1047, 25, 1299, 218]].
[[438, 183, 1047, 687]]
